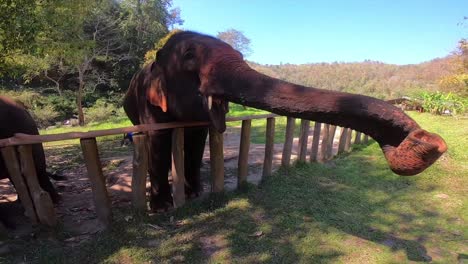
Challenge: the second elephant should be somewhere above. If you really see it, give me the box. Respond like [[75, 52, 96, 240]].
[[123, 64, 210, 211], [0, 96, 61, 227]]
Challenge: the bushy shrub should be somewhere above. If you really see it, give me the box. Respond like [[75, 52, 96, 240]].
[[0, 89, 41, 109], [84, 99, 119, 124], [418, 91, 467, 115], [31, 104, 60, 128], [0, 88, 72, 127], [43, 91, 76, 120]]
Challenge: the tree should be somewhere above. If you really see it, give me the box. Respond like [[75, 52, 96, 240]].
[[3, 0, 182, 125], [217, 29, 252, 57], [0, 0, 42, 76], [144, 29, 182, 64]]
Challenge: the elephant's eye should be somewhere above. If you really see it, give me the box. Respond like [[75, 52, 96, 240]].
[[183, 50, 195, 61]]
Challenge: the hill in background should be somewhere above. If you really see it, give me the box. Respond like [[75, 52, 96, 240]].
[[249, 56, 458, 99]]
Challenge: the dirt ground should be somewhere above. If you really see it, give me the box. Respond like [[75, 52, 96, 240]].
[[0, 126, 344, 239]]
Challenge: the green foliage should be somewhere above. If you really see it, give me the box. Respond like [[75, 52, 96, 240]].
[[418, 91, 467, 115], [0, 0, 40, 74], [4, 114, 466, 263], [249, 57, 458, 99], [1, 88, 78, 127], [83, 99, 120, 124], [0, 0, 182, 125], [31, 104, 60, 128], [144, 29, 183, 64], [43, 91, 77, 120], [217, 28, 252, 57]]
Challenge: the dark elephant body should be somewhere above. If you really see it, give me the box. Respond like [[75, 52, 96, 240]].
[[123, 65, 208, 210], [124, 31, 446, 210], [0, 96, 59, 227]]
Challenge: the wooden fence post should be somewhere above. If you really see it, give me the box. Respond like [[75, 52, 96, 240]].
[[297, 120, 310, 162], [310, 122, 321, 162], [0, 146, 38, 224], [363, 134, 369, 144], [345, 129, 353, 152], [262, 117, 275, 178], [17, 145, 57, 227], [131, 133, 148, 211], [80, 138, 112, 227], [320, 124, 330, 162], [281, 117, 295, 166], [209, 127, 224, 192], [338, 127, 348, 154], [238, 120, 251, 187], [354, 132, 362, 144], [326, 125, 337, 160], [171, 128, 185, 208]]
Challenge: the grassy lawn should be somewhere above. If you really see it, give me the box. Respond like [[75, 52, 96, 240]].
[[3, 112, 467, 263]]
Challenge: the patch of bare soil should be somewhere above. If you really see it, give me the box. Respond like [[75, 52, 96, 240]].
[[0, 126, 344, 242]]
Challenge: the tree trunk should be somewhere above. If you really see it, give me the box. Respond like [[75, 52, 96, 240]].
[[77, 67, 85, 126], [44, 70, 62, 96]]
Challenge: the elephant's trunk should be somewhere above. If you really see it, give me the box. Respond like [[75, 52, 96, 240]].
[[201, 66, 447, 176]]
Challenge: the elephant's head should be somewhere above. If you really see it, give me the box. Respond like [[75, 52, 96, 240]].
[[153, 31, 447, 176]]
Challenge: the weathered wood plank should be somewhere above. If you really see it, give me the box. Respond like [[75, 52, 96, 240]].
[[363, 134, 369, 144], [171, 128, 185, 208], [345, 129, 353, 152], [1, 114, 278, 147], [18, 145, 57, 226], [131, 133, 148, 211], [325, 125, 337, 160], [80, 138, 112, 227], [338, 127, 349, 154], [298, 120, 310, 162], [310, 122, 322, 162], [354, 132, 362, 144], [209, 128, 224, 192], [238, 120, 251, 187], [262, 117, 275, 178], [0, 146, 38, 224], [281, 117, 296, 166], [320, 124, 330, 162]]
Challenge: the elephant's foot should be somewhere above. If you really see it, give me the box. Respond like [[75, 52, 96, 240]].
[[185, 185, 201, 199], [185, 190, 200, 199], [150, 193, 173, 212], [0, 217, 16, 229]]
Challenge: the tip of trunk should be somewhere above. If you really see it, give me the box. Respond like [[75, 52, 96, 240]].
[[382, 129, 447, 176]]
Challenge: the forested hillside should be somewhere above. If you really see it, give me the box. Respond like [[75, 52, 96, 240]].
[[250, 56, 459, 99], [1, 1, 466, 127]]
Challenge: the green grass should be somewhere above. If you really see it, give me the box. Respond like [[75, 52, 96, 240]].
[[3, 112, 467, 263]]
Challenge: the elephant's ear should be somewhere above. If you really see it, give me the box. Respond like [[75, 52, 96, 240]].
[[147, 64, 168, 112]]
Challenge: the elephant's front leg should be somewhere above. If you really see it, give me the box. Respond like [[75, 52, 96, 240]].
[[184, 127, 209, 198], [148, 130, 173, 211]]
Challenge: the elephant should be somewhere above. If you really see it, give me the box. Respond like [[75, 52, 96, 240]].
[[0, 96, 62, 227], [124, 31, 447, 210], [124, 63, 209, 210]]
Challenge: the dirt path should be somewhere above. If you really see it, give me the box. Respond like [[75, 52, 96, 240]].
[[0, 126, 345, 238]]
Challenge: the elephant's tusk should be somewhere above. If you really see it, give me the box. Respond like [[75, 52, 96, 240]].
[[208, 95, 212, 110]]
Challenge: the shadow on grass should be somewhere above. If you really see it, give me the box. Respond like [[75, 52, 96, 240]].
[[4, 143, 457, 263]]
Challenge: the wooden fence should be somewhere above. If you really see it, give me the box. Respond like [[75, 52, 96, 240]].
[[0, 114, 370, 228]]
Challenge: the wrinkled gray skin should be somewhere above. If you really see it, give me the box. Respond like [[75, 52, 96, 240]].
[[0, 96, 61, 228], [124, 63, 210, 211], [124, 31, 447, 210]]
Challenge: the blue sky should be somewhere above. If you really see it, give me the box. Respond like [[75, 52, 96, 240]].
[[171, 0, 466, 65]]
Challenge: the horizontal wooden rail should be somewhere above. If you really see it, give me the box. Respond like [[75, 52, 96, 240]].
[[0, 114, 279, 147], [226, 113, 277, 122]]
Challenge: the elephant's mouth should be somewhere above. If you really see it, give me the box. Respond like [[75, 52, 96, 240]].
[[204, 95, 229, 133]]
